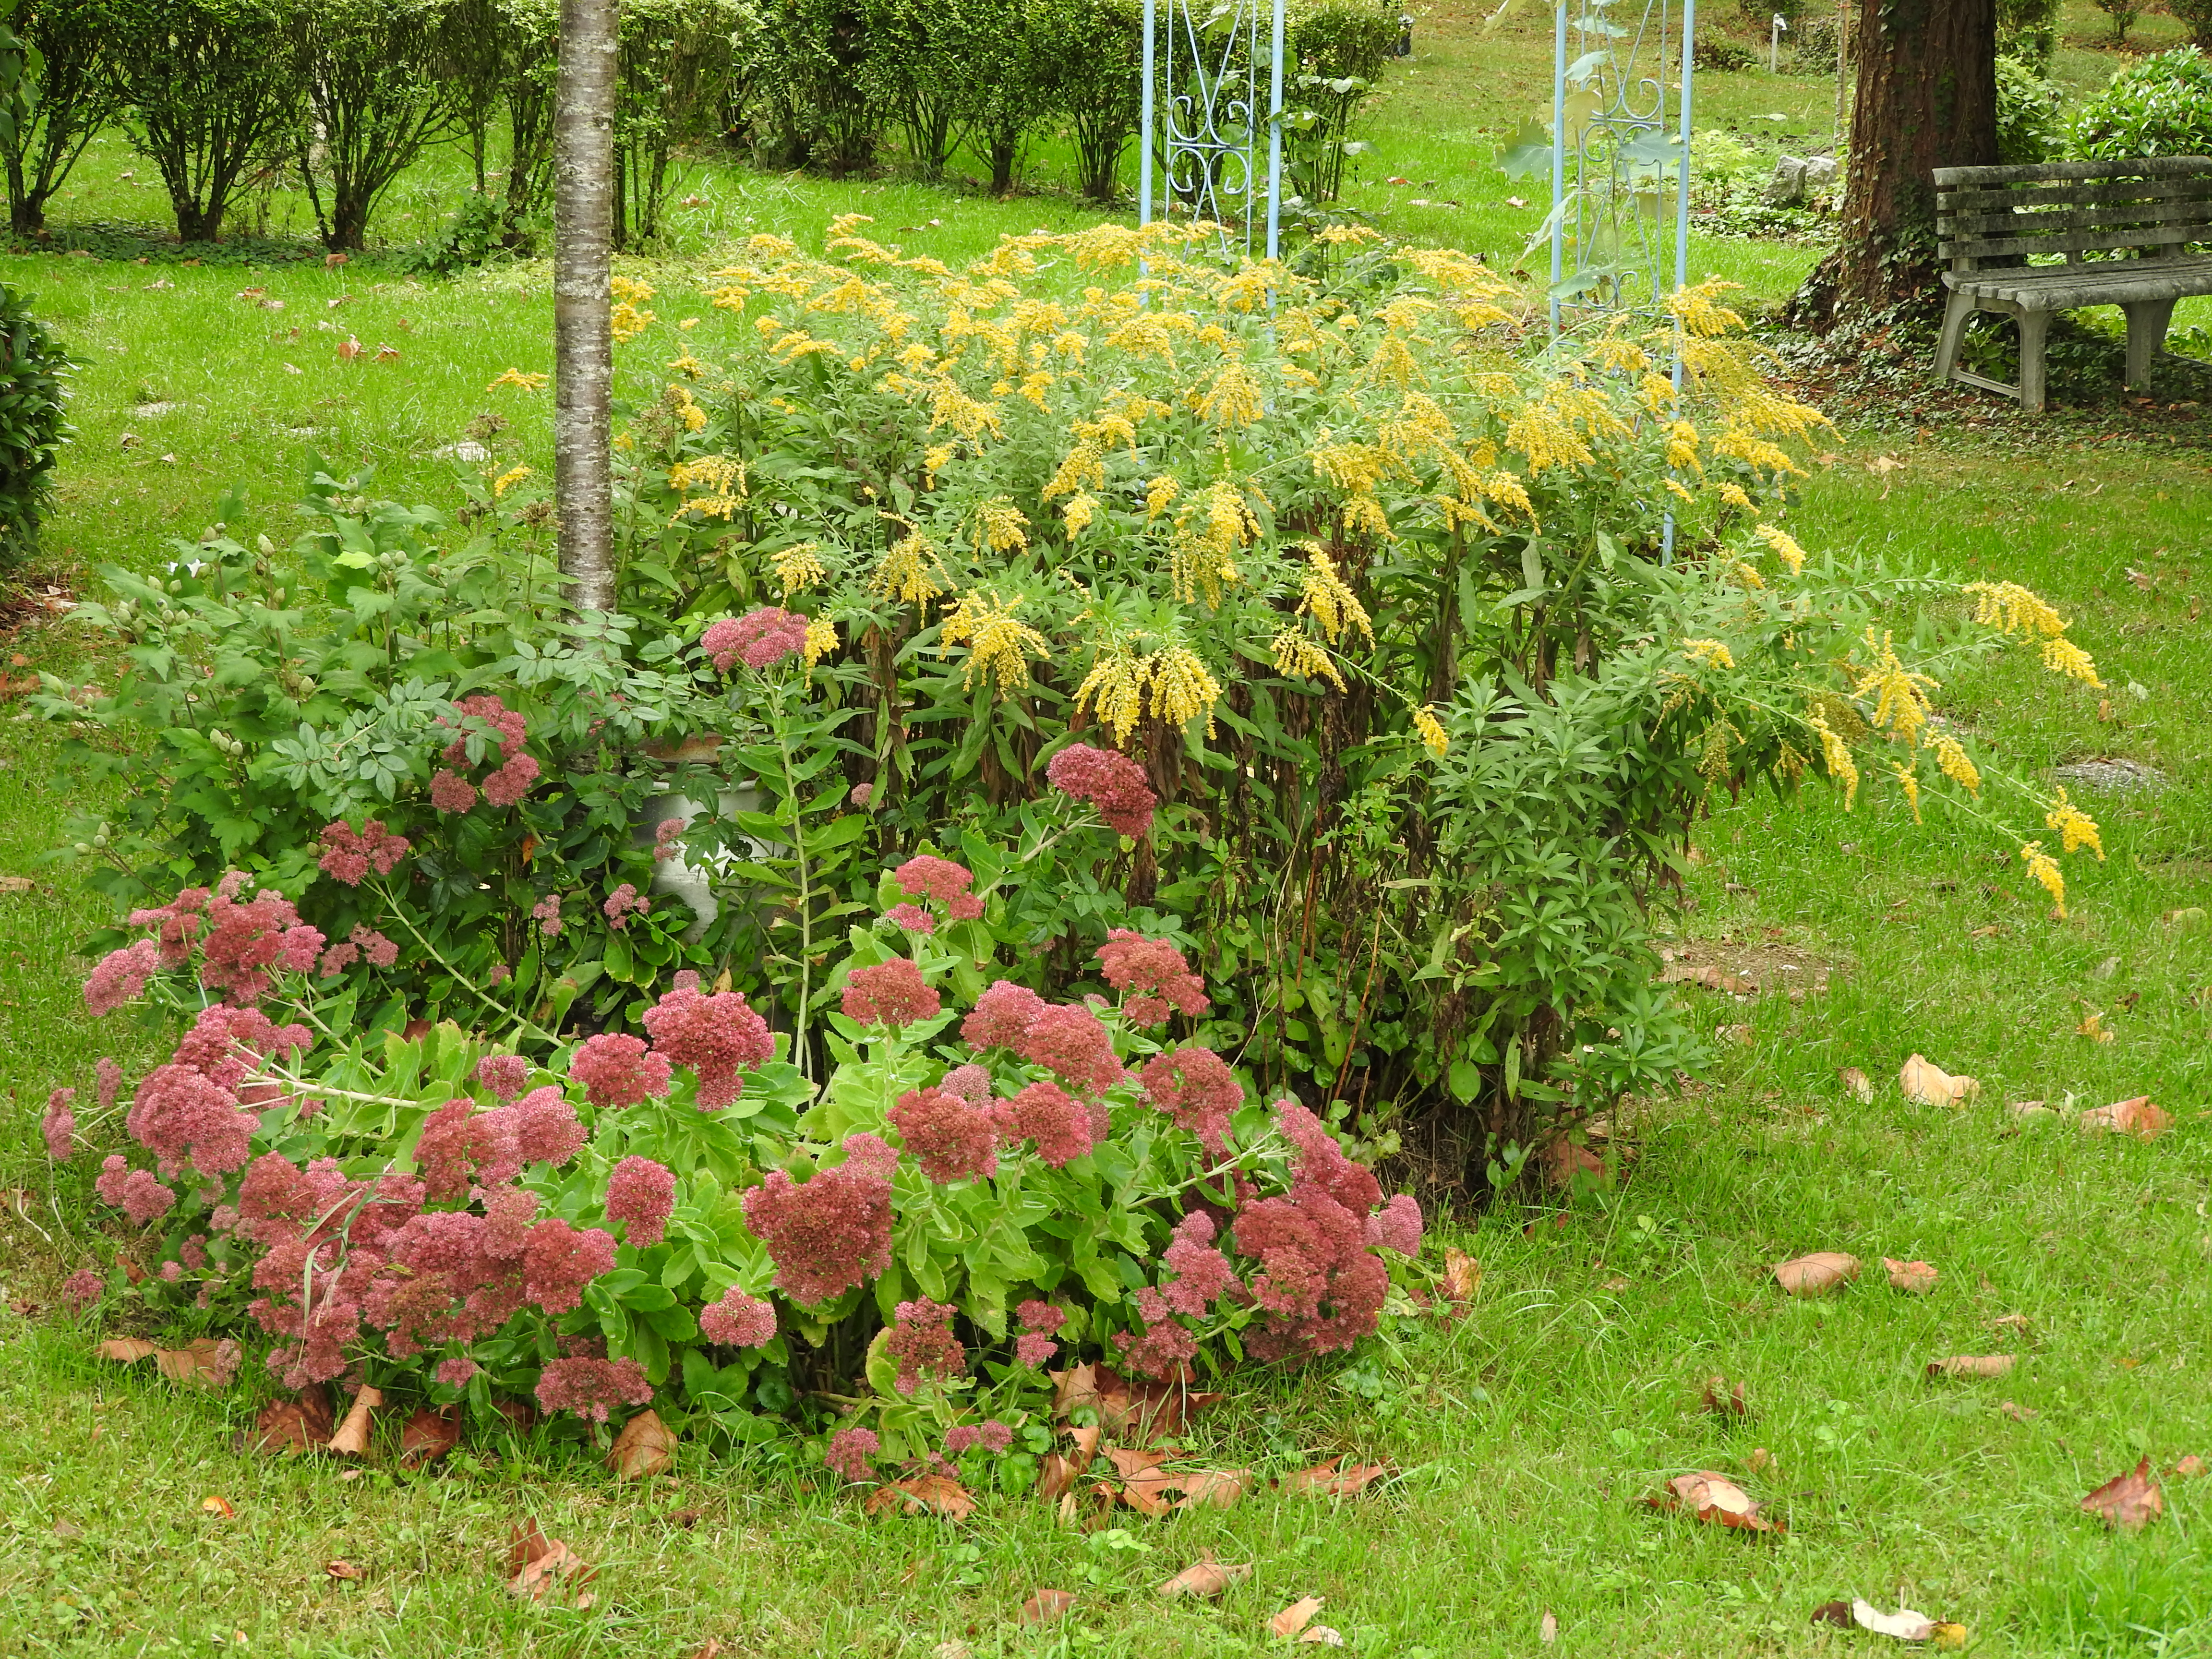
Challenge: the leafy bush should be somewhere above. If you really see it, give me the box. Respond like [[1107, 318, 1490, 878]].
[[2092, 0, 2140, 47], [2172, 0, 2212, 51], [1996, 0, 2058, 66], [0, 283, 67, 569], [1033, 0, 1144, 201], [1996, 54, 2063, 166], [2074, 48, 2212, 160], [3, 0, 124, 236], [61, 816, 1429, 1468], [294, 0, 466, 252], [615, 0, 759, 248]]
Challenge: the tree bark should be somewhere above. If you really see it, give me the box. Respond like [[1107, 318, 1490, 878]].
[[1798, 0, 1997, 324], [554, 0, 618, 613]]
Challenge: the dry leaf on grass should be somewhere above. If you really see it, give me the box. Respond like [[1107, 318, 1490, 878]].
[[1281, 1456, 1390, 1498], [399, 1406, 460, 1470], [248, 1385, 335, 1454], [1271, 1597, 1326, 1639], [2076, 1096, 2171, 1140], [1158, 1558, 1251, 1599], [1298, 1627, 1346, 1647], [1019, 1588, 1076, 1626], [1702, 1376, 1749, 1416], [201, 1494, 233, 1517], [2081, 1457, 2163, 1530], [1540, 1610, 1559, 1644], [1852, 1599, 1935, 1640], [327, 1384, 381, 1457], [1999, 1400, 2038, 1422], [1773, 1252, 1858, 1297], [100, 1336, 237, 1388], [1439, 1248, 1481, 1312], [2077, 1010, 2116, 1044], [1049, 1361, 1221, 1443], [1839, 1067, 1875, 1104], [324, 1559, 364, 1582], [1899, 1053, 1979, 1106], [1931, 1623, 1970, 1649], [1746, 1448, 1779, 1477], [98, 1337, 158, 1365], [1646, 1471, 1782, 1534], [1038, 1424, 1102, 1500], [1885, 1258, 1940, 1294], [1927, 1355, 2016, 1380], [606, 1408, 674, 1480], [2174, 1455, 2208, 1478], [1810, 1601, 1854, 1628], [864, 1474, 976, 1521], [507, 1518, 597, 1607]]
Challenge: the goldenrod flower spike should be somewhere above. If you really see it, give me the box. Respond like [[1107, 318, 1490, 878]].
[[1810, 715, 1859, 809], [491, 464, 532, 499], [1893, 762, 1922, 824], [802, 617, 838, 668], [1932, 732, 1981, 796], [1851, 629, 1937, 749], [2044, 788, 2104, 860], [1681, 638, 1733, 670], [938, 590, 1051, 697], [1410, 704, 1450, 758], [1272, 629, 1347, 692], [1752, 523, 1806, 576], [2021, 841, 2066, 917], [772, 542, 827, 597], [486, 368, 547, 392]]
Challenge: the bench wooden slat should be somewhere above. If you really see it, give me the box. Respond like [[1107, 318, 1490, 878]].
[[1940, 176, 2212, 214], [1934, 156, 2212, 187], [1939, 193, 2212, 236], [1949, 258, 2212, 308], [1943, 223, 2212, 260]]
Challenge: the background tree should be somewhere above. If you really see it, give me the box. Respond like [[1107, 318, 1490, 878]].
[[2, 0, 123, 236], [294, 0, 463, 252], [554, 0, 617, 610], [1797, 0, 1998, 324]]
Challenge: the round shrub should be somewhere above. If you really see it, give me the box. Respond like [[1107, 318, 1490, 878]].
[[1996, 54, 2064, 166], [0, 284, 67, 571], [2074, 47, 2212, 159]]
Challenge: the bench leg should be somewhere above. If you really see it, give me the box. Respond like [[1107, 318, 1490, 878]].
[[1933, 290, 1974, 385], [2123, 297, 2178, 391], [2016, 309, 2052, 413]]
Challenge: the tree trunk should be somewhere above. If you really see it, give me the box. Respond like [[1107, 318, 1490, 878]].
[[1797, 0, 1996, 324], [554, 0, 618, 613]]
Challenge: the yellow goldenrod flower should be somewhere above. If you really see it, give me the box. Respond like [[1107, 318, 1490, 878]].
[[1272, 628, 1347, 692], [2044, 787, 2104, 860], [1851, 629, 1938, 749], [1062, 492, 1097, 539], [939, 589, 1050, 697], [611, 301, 654, 344], [923, 443, 955, 485], [2041, 635, 2104, 688], [667, 351, 706, 378], [1665, 419, 1702, 473], [666, 454, 746, 522], [1665, 279, 1746, 338], [2021, 840, 2066, 917], [1296, 546, 1374, 647], [1933, 732, 1980, 795], [611, 274, 657, 305], [1893, 761, 1922, 824], [1716, 481, 1755, 511], [1410, 702, 1450, 758], [874, 532, 948, 608], [1810, 715, 1859, 809], [1963, 579, 2067, 637], [1197, 362, 1264, 429], [803, 616, 839, 668], [1074, 644, 1147, 744], [1753, 522, 1806, 576], [491, 464, 532, 498], [1145, 475, 1179, 519], [1147, 644, 1221, 735], [772, 541, 827, 597], [974, 496, 1029, 555], [1681, 638, 1734, 670], [487, 368, 548, 392]]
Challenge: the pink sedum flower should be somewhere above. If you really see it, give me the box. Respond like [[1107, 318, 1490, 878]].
[[841, 959, 940, 1028], [884, 902, 935, 934], [602, 882, 649, 931], [1159, 1210, 1242, 1316], [825, 1426, 879, 1482], [436, 1357, 480, 1386], [96, 1155, 176, 1225], [84, 938, 161, 1016], [643, 983, 773, 1109], [703, 607, 810, 672], [699, 1288, 778, 1348], [993, 1081, 1098, 1167], [40, 1089, 74, 1161], [1014, 1298, 1065, 1367], [603, 1155, 677, 1248], [429, 769, 478, 814], [891, 855, 973, 903], [1046, 743, 1157, 837], [1140, 1046, 1243, 1156], [740, 1133, 898, 1306], [476, 1053, 530, 1103], [317, 819, 409, 886], [535, 1355, 651, 1422], [61, 1268, 105, 1314], [569, 1033, 672, 1110], [1096, 930, 1209, 1024], [889, 1085, 998, 1183], [962, 979, 1045, 1050], [1018, 1003, 1123, 1096], [481, 752, 540, 808], [1365, 1192, 1424, 1255], [885, 1298, 964, 1394]]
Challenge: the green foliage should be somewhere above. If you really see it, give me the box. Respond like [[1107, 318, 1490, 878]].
[[92, 0, 302, 243], [2171, 0, 2212, 51], [2074, 47, 2212, 160], [1033, 0, 1144, 202], [2, 0, 123, 237], [756, 0, 882, 174], [1994, 53, 2062, 167], [294, 0, 465, 252], [615, 0, 759, 249], [1995, 0, 2058, 66], [2092, 0, 2141, 46], [0, 279, 64, 569]]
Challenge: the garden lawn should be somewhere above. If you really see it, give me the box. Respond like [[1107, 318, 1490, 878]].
[[1, 432, 2209, 1656]]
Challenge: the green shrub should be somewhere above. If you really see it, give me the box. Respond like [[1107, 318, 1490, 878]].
[[615, 0, 758, 249], [1996, 0, 2058, 66], [94, 0, 302, 243], [2172, 0, 2212, 51], [3, 0, 123, 237], [1033, 0, 1144, 201], [294, 0, 465, 252], [2092, 0, 2141, 46], [755, 0, 882, 173], [0, 283, 65, 568], [2074, 47, 2212, 159], [1995, 53, 2062, 166]]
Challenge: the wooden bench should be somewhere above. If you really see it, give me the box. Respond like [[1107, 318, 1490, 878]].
[[1932, 156, 2212, 412]]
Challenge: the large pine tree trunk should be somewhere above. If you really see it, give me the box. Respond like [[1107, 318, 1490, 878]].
[[1799, 0, 1997, 324], [554, 0, 618, 613]]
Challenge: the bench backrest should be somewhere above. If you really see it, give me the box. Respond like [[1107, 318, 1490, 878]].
[[1934, 157, 2212, 272]]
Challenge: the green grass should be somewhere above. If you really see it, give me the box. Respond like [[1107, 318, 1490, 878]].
[[6, 10, 2212, 1658]]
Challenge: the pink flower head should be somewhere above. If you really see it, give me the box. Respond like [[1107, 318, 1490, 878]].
[[317, 818, 409, 886], [125, 1062, 258, 1178], [642, 983, 773, 1109], [436, 1357, 480, 1386], [886, 1298, 964, 1394], [413, 1097, 520, 1202], [884, 902, 935, 935], [939, 1063, 993, 1105], [569, 1033, 672, 1110], [96, 1155, 176, 1226], [946, 893, 985, 922], [41, 1088, 75, 1161], [1159, 1210, 1242, 1317], [841, 959, 940, 1029], [535, 1355, 651, 1422], [126, 877, 325, 1005], [1366, 1192, 1424, 1255], [652, 816, 689, 861], [993, 1080, 1098, 1167], [892, 855, 974, 903], [825, 1425, 879, 1482], [602, 882, 649, 931], [481, 753, 541, 808], [1230, 1112, 1393, 1364], [889, 1085, 998, 1184], [531, 895, 564, 938], [61, 1267, 105, 1313], [1096, 930, 1209, 1024], [1046, 743, 1157, 837], [1015, 1298, 1065, 1366], [521, 1218, 618, 1314], [1140, 1046, 1243, 1157], [1276, 1100, 1382, 1215], [703, 607, 810, 672], [476, 1053, 530, 1103], [429, 769, 478, 814], [699, 1288, 779, 1347], [849, 781, 873, 808], [944, 1419, 1013, 1457], [511, 1085, 588, 1166], [1121, 1286, 1199, 1379], [604, 1155, 677, 1247], [438, 693, 528, 764], [962, 979, 1046, 1050], [739, 1133, 897, 1305], [96, 1058, 122, 1112], [84, 938, 161, 1015], [1018, 1003, 1123, 1096]]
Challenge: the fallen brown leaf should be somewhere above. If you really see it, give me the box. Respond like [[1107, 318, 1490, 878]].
[[2081, 1457, 2163, 1530], [1746, 1447, 1779, 1477], [325, 1558, 364, 1581], [1853, 1599, 1935, 1640], [2076, 1095, 2171, 1140], [1899, 1053, 1979, 1106], [1049, 1361, 1219, 1442], [249, 1386, 336, 1455], [327, 1384, 381, 1457], [606, 1408, 675, 1480], [1440, 1247, 1481, 1311], [1158, 1558, 1251, 1599], [863, 1474, 976, 1521], [1039, 1423, 1102, 1500], [1272, 1596, 1325, 1639], [1773, 1251, 1859, 1297], [1884, 1258, 1940, 1294], [1020, 1588, 1076, 1626], [201, 1494, 233, 1517], [1281, 1456, 1390, 1498], [1540, 1610, 1559, 1644], [1926, 1355, 2016, 1380], [1701, 1376, 1749, 1416], [399, 1405, 460, 1470], [1998, 1400, 2038, 1422], [507, 1518, 597, 1607], [1646, 1470, 1782, 1534], [2077, 1010, 2116, 1043], [2173, 1455, 2207, 1478], [1839, 1066, 1874, 1104], [97, 1337, 158, 1365], [1298, 1628, 1346, 1648], [1810, 1600, 1854, 1628], [1540, 1133, 1609, 1189]]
